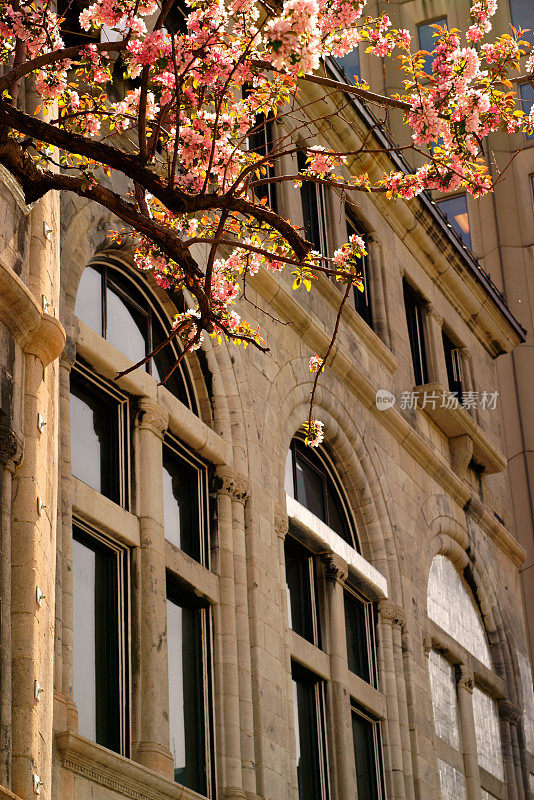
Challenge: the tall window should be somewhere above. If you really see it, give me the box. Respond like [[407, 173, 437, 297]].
[[344, 588, 377, 686], [163, 438, 208, 564], [75, 258, 197, 410], [167, 579, 213, 795], [248, 114, 278, 212], [418, 19, 447, 76], [510, 0, 534, 45], [298, 150, 328, 254], [352, 707, 385, 800], [72, 523, 129, 755], [335, 46, 360, 84], [403, 279, 429, 387], [346, 214, 372, 328], [285, 437, 358, 550], [436, 195, 472, 250], [70, 363, 128, 505], [285, 537, 320, 645], [520, 84, 534, 140], [442, 332, 463, 402], [292, 666, 329, 800]]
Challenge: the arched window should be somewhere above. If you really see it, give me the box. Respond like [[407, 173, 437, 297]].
[[285, 437, 359, 551], [426, 555, 504, 800], [75, 255, 198, 413]]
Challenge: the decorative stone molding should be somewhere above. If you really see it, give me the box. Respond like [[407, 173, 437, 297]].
[[322, 552, 348, 584], [59, 336, 77, 372], [425, 304, 444, 327], [0, 425, 23, 470], [223, 790, 247, 800], [456, 664, 475, 693], [499, 699, 521, 726], [422, 633, 433, 658], [136, 399, 169, 440], [450, 434, 474, 479], [24, 313, 66, 367], [274, 509, 289, 540], [215, 469, 251, 505], [378, 600, 406, 629]]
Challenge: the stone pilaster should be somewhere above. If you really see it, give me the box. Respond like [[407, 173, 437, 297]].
[[425, 305, 448, 387], [499, 700, 521, 800], [378, 600, 406, 800], [455, 665, 481, 800]]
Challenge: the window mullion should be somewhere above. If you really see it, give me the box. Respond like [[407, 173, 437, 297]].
[[456, 664, 483, 800]]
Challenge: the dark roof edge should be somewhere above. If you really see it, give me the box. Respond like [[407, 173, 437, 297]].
[[324, 59, 527, 344]]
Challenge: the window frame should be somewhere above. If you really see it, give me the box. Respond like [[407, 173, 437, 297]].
[[436, 194, 472, 250], [442, 330, 464, 403], [285, 534, 322, 647], [70, 360, 130, 508], [346, 212, 373, 328], [403, 279, 430, 387], [298, 149, 329, 255], [292, 662, 330, 800], [247, 113, 278, 213], [344, 584, 378, 688], [72, 519, 131, 757], [351, 704, 387, 800]]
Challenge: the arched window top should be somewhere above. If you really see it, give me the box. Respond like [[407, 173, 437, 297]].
[[75, 256, 198, 414], [285, 437, 359, 552], [427, 555, 491, 668]]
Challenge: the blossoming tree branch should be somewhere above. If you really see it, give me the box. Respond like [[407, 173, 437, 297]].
[[0, 0, 531, 444]]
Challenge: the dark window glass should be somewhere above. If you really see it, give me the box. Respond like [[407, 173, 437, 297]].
[[510, 0, 534, 45], [345, 591, 373, 684], [403, 280, 429, 386], [347, 216, 372, 328], [70, 377, 120, 502], [352, 711, 382, 800], [57, 0, 99, 47], [285, 538, 317, 644], [335, 47, 360, 84], [73, 527, 124, 753], [248, 115, 278, 212], [436, 195, 471, 249], [292, 669, 327, 800], [418, 19, 447, 75], [287, 439, 358, 550], [167, 586, 209, 795], [298, 150, 327, 253], [162, 446, 202, 562], [164, 0, 189, 33], [442, 332, 463, 402], [521, 84, 534, 139]]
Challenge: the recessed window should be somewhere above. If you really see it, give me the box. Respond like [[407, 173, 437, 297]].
[[352, 707, 385, 800], [166, 579, 213, 795], [248, 114, 278, 212], [442, 331, 463, 402], [417, 19, 447, 76], [285, 537, 320, 645], [298, 150, 328, 254], [403, 279, 429, 387], [292, 666, 329, 800], [344, 588, 377, 686], [520, 84, 534, 139], [75, 259, 197, 410], [335, 46, 360, 84], [436, 195, 472, 250], [346, 214, 372, 328], [163, 439, 208, 564], [72, 523, 129, 755], [70, 364, 128, 505], [510, 0, 534, 45]]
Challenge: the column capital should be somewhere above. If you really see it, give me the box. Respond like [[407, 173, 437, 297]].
[[459, 346, 472, 362], [322, 552, 348, 584], [215, 468, 251, 504], [422, 633, 433, 658], [425, 303, 443, 327], [499, 699, 521, 726], [456, 663, 474, 693], [0, 425, 23, 471], [378, 600, 406, 629], [135, 398, 169, 440], [59, 335, 77, 372], [274, 509, 289, 540]]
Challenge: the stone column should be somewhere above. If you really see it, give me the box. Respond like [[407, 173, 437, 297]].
[[322, 553, 354, 800], [424, 305, 448, 388], [367, 234, 390, 348], [377, 600, 406, 800], [0, 426, 22, 790], [131, 398, 174, 778], [499, 700, 521, 800], [456, 664, 481, 800], [213, 468, 245, 800], [389, 606, 415, 800]]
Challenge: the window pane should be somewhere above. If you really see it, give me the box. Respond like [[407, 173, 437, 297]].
[[510, 0, 534, 45], [428, 650, 461, 749], [75, 266, 102, 334], [152, 331, 192, 407], [248, 115, 278, 212], [326, 482, 353, 546], [295, 452, 325, 521], [70, 381, 119, 501], [403, 280, 429, 386], [285, 540, 315, 643], [521, 84, 534, 139], [436, 195, 471, 250], [336, 47, 360, 84], [345, 592, 371, 683], [106, 284, 148, 367], [442, 332, 463, 401], [352, 711, 380, 800], [162, 449, 201, 561], [437, 759, 467, 800], [73, 531, 120, 752], [347, 217, 372, 328], [472, 687, 504, 781], [167, 597, 207, 794], [418, 19, 447, 75], [293, 675, 324, 800], [298, 150, 326, 253]]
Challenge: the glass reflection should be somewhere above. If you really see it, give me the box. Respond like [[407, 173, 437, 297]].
[[510, 0, 534, 46], [336, 47, 360, 83], [352, 711, 380, 800], [73, 537, 97, 742], [70, 385, 116, 499], [285, 540, 314, 643], [292, 675, 322, 800], [295, 455, 324, 521], [345, 592, 370, 682], [521, 84, 534, 139], [418, 19, 447, 76], [75, 266, 102, 334], [162, 450, 200, 561], [106, 284, 148, 367], [436, 195, 471, 250]]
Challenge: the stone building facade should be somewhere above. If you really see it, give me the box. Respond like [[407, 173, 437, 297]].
[[0, 8, 534, 800]]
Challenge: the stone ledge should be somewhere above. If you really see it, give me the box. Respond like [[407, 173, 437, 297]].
[[56, 731, 207, 800], [0, 785, 22, 800]]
